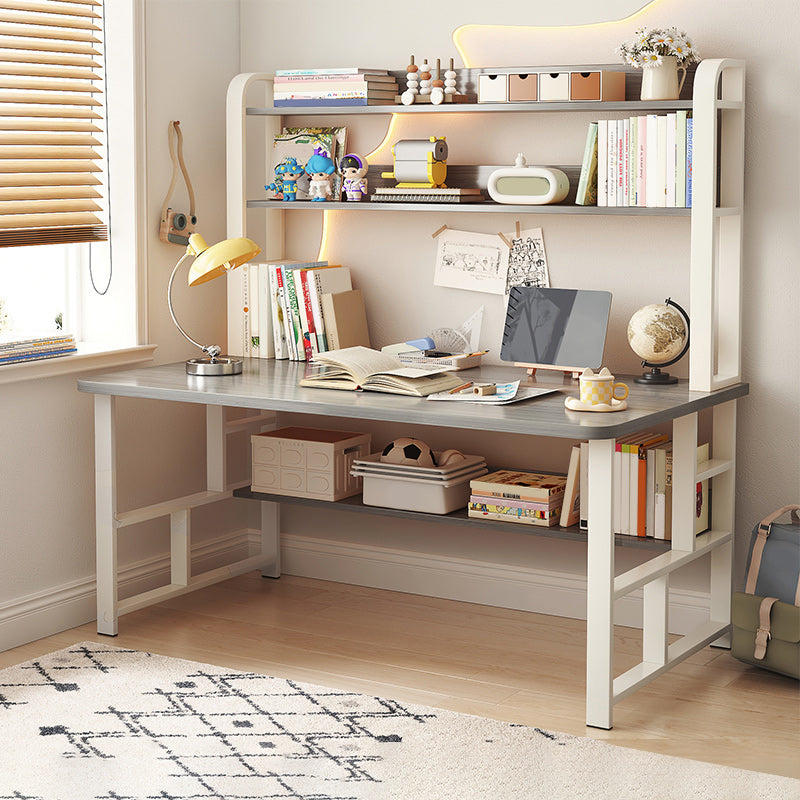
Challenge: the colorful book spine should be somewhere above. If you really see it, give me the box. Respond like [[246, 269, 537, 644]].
[[686, 118, 693, 207], [666, 112, 677, 207], [274, 73, 395, 84], [628, 116, 637, 207], [469, 495, 558, 512], [645, 114, 658, 207], [297, 269, 318, 358], [622, 118, 630, 207], [274, 97, 393, 108], [248, 264, 260, 358], [616, 119, 625, 207], [676, 111, 688, 208], [607, 121, 617, 207], [636, 115, 647, 207], [241, 266, 251, 357], [274, 89, 396, 100], [283, 270, 305, 360], [655, 114, 667, 208], [268, 265, 287, 359], [467, 507, 561, 527], [307, 273, 328, 352], [0, 346, 77, 364], [275, 267, 296, 360], [275, 68, 389, 76]]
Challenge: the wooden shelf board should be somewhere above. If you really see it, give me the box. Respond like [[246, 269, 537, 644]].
[[247, 100, 694, 116], [247, 199, 692, 216], [233, 486, 672, 551]]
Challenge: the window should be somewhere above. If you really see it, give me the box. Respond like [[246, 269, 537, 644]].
[[0, 0, 147, 362]]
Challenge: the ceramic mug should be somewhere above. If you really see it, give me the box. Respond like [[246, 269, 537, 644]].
[[579, 367, 629, 406]]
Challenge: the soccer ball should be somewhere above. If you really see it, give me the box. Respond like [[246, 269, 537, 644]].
[[380, 437, 436, 468]]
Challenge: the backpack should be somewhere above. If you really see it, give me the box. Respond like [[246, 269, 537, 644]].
[[731, 505, 800, 678]]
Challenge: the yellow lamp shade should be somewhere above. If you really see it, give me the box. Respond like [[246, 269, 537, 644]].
[[186, 233, 261, 286]]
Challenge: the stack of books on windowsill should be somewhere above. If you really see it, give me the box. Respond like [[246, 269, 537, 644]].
[[273, 68, 398, 107], [0, 332, 77, 366], [468, 470, 567, 527]]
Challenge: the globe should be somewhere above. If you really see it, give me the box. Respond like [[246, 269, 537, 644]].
[[627, 303, 688, 364]]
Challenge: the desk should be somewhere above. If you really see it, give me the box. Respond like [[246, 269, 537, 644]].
[[78, 359, 748, 729]]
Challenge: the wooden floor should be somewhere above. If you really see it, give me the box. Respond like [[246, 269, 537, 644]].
[[3, 572, 798, 779]]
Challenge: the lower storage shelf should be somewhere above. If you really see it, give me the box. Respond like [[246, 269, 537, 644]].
[[233, 486, 672, 551]]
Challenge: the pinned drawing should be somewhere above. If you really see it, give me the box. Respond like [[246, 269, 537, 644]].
[[505, 227, 550, 292], [433, 229, 509, 295]]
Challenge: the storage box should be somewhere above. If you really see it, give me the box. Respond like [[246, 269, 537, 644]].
[[251, 426, 370, 501], [478, 73, 508, 103], [508, 73, 537, 102], [538, 72, 570, 101], [570, 70, 626, 101]]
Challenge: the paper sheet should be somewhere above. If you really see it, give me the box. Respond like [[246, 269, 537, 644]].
[[434, 229, 509, 295]]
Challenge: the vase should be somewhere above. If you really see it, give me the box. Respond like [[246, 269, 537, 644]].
[[640, 56, 687, 101]]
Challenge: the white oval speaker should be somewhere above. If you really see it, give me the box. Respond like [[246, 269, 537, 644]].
[[487, 154, 570, 205]]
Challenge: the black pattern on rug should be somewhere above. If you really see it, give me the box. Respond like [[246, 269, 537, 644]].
[[2, 646, 437, 799]]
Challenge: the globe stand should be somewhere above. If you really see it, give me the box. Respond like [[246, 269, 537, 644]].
[[635, 366, 679, 385], [631, 298, 690, 386]]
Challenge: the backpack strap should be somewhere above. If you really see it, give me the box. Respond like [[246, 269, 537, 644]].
[[744, 505, 800, 596], [753, 597, 778, 660]]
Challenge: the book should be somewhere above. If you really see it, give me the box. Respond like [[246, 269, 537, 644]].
[[298, 346, 463, 396], [596, 120, 608, 206], [275, 68, 390, 77], [274, 89, 397, 101], [676, 111, 689, 208], [656, 442, 711, 540], [654, 442, 672, 540], [559, 445, 581, 527], [622, 117, 630, 206], [0, 345, 77, 365], [635, 115, 647, 206], [469, 495, 560, 511], [686, 118, 693, 207], [632, 433, 669, 537], [320, 289, 370, 351], [248, 264, 260, 358], [274, 74, 397, 84], [645, 114, 658, 207], [241, 264, 251, 357], [468, 470, 567, 503], [607, 121, 617, 207], [576, 122, 598, 205], [695, 443, 710, 535], [309, 267, 352, 352], [628, 115, 637, 206], [468, 502, 561, 527], [616, 119, 625, 207], [656, 114, 667, 208], [666, 112, 677, 207], [274, 97, 396, 107], [267, 265, 287, 359]]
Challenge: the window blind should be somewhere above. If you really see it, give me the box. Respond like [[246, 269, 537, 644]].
[[0, 0, 106, 247]]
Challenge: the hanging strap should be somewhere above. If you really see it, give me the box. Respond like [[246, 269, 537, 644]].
[[160, 120, 196, 224], [753, 597, 779, 660], [744, 504, 800, 598]]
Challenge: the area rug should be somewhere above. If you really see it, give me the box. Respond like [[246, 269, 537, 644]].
[[0, 643, 796, 800]]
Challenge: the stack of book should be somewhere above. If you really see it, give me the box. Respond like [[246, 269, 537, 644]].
[[240, 261, 370, 361], [273, 68, 399, 108], [576, 112, 694, 208], [0, 332, 77, 366], [468, 470, 567, 527], [577, 436, 710, 539]]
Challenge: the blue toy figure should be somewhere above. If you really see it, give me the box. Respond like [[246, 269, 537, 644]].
[[305, 151, 336, 201], [266, 157, 304, 201]]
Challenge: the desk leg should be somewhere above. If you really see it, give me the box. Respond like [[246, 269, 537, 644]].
[[586, 437, 615, 729], [95, 394, 118, 636], [261, 500, 281, 578]]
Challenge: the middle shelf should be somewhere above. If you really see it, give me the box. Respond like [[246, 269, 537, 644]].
[[233, 485, 673, 552]]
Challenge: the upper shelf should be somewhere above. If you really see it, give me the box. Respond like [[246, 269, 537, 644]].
[[247, 99, 695, 116]]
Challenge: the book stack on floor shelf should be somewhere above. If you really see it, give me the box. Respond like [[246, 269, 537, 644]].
[[468, 470, 568, 527], [578, 436, 710, 540], [240, 261, 370, 361], [273, 68, 399, 108], [0, 332, 77, 366], [576, 112, 693, 208]]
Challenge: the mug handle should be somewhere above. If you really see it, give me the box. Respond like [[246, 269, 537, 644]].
[[613, 382, 629, 401], [677, 65, 687, 95]]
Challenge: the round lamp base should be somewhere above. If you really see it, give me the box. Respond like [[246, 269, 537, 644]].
[[186, 356, 243, 376], [634, 367, 678, 385]]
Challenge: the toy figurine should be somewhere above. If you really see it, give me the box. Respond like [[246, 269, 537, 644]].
[[339, 153, 369, 201], [305, 151, 336, 201], [266, 157, 304, 201]]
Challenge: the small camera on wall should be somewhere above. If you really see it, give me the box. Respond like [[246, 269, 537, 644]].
[[159, 207, 197, 246]]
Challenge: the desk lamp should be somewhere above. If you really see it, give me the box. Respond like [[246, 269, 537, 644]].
[[168, 232, 261, 375]]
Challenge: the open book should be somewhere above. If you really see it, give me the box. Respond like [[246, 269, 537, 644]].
[[299, 346, 463, 396]]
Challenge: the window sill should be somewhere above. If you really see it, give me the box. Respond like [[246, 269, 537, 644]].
[[0, 343, 157, 386]]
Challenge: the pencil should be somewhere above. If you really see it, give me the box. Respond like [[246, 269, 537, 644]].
[[448, 381, 473, 394]]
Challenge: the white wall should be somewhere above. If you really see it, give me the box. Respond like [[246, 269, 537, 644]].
[[239, 0, 800, 605], [0, 0, 244, 650]]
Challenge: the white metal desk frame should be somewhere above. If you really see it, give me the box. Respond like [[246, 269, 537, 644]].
[[91, 377, 738, 732]]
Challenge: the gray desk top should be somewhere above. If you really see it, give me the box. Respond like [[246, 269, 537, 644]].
[[77, 360, 748, 440]]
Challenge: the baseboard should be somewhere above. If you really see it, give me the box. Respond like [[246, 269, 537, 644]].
[[0, 529, 253, 653], [278, 533, 712, 635]]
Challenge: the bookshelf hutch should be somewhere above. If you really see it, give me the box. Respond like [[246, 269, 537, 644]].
[[77, 59, 747, 730]]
